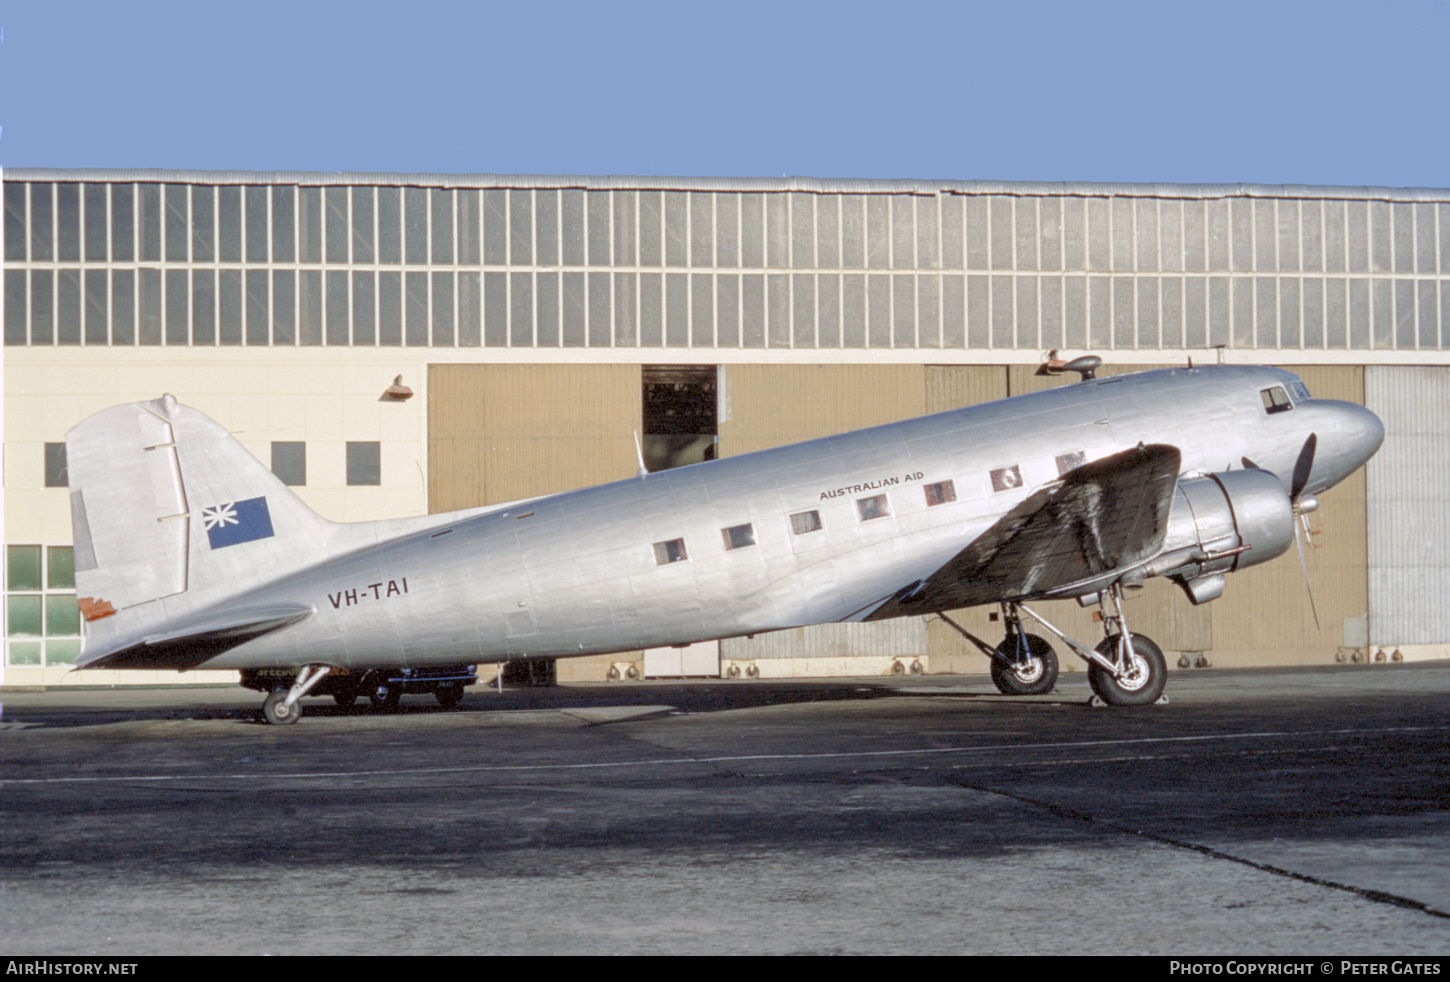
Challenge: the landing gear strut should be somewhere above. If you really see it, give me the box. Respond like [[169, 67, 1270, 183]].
[[1015, 584, 1168, 707], [990, 604, 1059, 696], [259, 665, 332, 725], [1086, 585, 1167, 706], [935, 605, 1060, 696]]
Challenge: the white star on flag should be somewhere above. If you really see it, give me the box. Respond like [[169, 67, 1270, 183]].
[[203, 503, 239, 530]]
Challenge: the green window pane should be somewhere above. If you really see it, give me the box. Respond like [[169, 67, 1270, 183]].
[[7, 641, 42, 665], [46, 639, 82, 664], [45, 595, 79, 637], [7, 545, 41, 590], [47, 546, 75, 590], [7, 595, 42, 637]]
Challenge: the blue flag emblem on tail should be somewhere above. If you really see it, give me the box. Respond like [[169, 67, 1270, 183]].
[[202, 497, 275, 549]]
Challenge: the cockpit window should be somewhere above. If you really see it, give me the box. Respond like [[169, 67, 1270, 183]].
[[1289, 380, 1311, 401], [1261, 386, 1293, 414]]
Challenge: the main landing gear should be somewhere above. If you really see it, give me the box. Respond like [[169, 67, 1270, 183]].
[[989, 608, 1059, 696], [937, 585, 1168, 706]]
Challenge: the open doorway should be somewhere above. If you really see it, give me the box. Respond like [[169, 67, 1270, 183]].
[[642, 365, 717, 472]]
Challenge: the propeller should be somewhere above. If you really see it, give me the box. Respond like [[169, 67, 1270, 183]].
[[1290, 434, 1321, 631], [1244, 436, 1322, 630], [1290, 432, 1317, 500]]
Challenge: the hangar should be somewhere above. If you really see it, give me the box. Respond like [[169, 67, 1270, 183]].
[[4, 167, 1448, 687]]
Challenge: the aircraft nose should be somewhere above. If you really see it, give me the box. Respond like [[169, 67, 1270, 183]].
[[1313, 400, 1384, 491], [1343, 401, 1385, 469]]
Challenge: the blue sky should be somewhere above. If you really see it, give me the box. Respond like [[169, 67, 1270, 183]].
[[1, 1, 1446, 187]]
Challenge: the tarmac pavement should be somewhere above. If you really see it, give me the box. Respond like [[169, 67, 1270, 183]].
[[1, 663, 1448, 955]]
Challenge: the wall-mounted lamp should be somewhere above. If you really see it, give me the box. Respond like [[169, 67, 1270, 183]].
[[384, 375, 414, 401]]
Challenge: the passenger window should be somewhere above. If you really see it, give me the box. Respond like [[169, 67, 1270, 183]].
[[857, 494, 890, 521], [990, 465, 1023, 492], [653, 538, 688, 565], [1261, 386, 1293, 414], [790, 510, 822, 535], [923, 480, 956, 506], [721, 523, 755, 550], [1055, 451, 1087, 476]]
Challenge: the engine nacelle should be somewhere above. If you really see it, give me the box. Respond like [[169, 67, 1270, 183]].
[[1143, 469, 1295, 604]]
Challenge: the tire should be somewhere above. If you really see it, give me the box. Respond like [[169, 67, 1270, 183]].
[[990, 634, 1059, 696], [435, 683, 463, 709], [262, 690, 301, 726], [332, 676, 360, 708], [1088, 633, 1167, 706], [369, 678, 401, 712]]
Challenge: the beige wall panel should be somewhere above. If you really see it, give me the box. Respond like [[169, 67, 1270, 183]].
[[923, 365, 1008, 414], [715, 365, 928, 670], [428, 364, 642, 512], [718, 364, 926, 456], [921, 366, 1005, 670], [1207, 366, 1369, 666]]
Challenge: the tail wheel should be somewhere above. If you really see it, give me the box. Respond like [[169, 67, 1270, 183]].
[[435, 683, 463, 709], [990, 634, 1059, 696], [1088, 633, 1167, 706], [262, 690, 301, 726]]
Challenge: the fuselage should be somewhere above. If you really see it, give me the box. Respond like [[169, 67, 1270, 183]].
[[117, 365, 1385, 672]]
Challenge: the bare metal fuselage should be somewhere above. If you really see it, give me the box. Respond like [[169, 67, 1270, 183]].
[[133, 365, 1379, 674]]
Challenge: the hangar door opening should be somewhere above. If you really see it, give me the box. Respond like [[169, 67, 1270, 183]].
[[641, 365, 721, 677], [641, 365, 718, 473]]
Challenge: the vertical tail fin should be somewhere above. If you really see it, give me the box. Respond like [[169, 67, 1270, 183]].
[[67, 395, 336, 649]]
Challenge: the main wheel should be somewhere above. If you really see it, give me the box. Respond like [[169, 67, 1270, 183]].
[[262, 690, 301, 726], [990, 633, 1059, 696], [435, 683, 463, 709], [1088, 633, 1166, 706]]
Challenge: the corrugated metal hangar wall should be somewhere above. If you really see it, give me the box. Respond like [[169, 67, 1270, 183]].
[[5, 169, 1448, 680]]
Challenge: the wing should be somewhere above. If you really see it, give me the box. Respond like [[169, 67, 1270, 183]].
[[864, 443, 1182, 620]]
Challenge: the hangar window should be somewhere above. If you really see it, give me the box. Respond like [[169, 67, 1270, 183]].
[[271, 442, 306, 487], [1261, 386, 1293, 415], [653, 538, 688, 565], [923, 480, 955, 506], [4, 545, 80, 668], [857, 494, 890, 522], [722, 524, 756, 550], [346, 442, 381, 486], [790, 510, 822, 535], [44, 443, 68, 488]]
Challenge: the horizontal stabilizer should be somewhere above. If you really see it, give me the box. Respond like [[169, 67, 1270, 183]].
[[866, 443, 1182, 619], [76, 603, 315, 671]]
